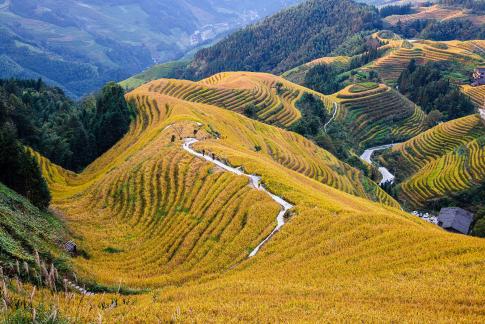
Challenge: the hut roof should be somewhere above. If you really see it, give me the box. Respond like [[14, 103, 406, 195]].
[[438, 207, 473, 234]]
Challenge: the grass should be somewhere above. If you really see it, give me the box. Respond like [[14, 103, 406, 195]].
[[3, 71, 483, 322]]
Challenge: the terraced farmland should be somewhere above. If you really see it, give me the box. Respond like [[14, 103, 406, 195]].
[[6, 75, 484, 322], [382, 115, 485, 207], [335, 83, 427, 148], [141, 72, 333, 128], [462, 84, 485, 107], [37, 84, 399, 288], [371, 40, 485, 84]]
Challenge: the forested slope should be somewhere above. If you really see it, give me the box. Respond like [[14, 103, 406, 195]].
[[186, 0, 382, 79]]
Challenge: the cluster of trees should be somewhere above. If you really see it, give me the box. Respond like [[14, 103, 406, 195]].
[[392, 18, 485, 40], [289, 93, 327, 137], [185, 0, 382, 80], [0, 79, 134, 208], [379, 4, 413, 18], [397, 60, 474, 123], [304, 39, 385, 95], [440, 0, 485, 13], [0, 86, 50, 209], [0, 79, 133, 172]]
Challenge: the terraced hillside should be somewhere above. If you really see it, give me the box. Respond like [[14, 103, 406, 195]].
[[334, 83, 427, 148], [384, 4, 485, 26], [371, 39, 485, 84], [141, 72, 328, 128], [10, 79, 483, 322], [462, 84, 485, 107], [36, 82, 400, 288], [381, 115, 485, 208]]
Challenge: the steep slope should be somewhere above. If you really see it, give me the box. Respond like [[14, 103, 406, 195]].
[[0, 182, 66, 268], [332, 83, 427, 148], [186, 0, 382, 79], [143, 72, 319, 128], [18, 79, 485, 322], [30, 78, 396, 288], [381, 114, 485, 207], [371, 39, 485, 85]]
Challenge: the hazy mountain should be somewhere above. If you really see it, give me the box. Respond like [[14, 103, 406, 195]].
[[0, 0, 300, 97]]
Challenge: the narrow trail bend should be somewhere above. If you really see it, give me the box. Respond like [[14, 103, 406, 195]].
[[182, 138, 294, 258], [360, 143, 400, 185], [324, 102, 338, 132]]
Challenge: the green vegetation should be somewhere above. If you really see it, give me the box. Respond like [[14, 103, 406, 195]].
[[0, 182, 65, 267], [289, 93, 327, 137], [186, 0, 382, 79], [379, 4, 413, 18], [0, 86, 50, 209], [303, 40, 385, 94], [398, 60, 474, 120], [0, 79, 133, 172], [119, 61, 189, 90]]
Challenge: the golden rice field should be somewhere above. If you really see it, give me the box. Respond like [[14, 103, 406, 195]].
[[387, 115, 485, 207], [7, 76, 485, 322], [372, 39, 485, 84], [462, 84, 485, 107], [141, 72, 334, 128], [384, 4, 485, 26], [335, 83, 427, 147]]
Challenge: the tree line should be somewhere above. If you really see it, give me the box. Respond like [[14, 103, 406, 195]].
[[397, 60, 475, 124], [0, 79, 134, 209]]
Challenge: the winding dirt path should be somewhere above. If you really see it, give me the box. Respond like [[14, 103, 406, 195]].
[[182, 138, 293, 257]]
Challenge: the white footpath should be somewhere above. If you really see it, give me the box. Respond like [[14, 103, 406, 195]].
[[182, 138, 293, 257]]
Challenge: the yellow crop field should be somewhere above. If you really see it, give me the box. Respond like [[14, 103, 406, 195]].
[[387, 115, 485, 207], [371, 39, 485, 84], [384, 4, 485, 26], [335, 83, 427, 147], [462, 84, 485, 107], [141, 72, 334, 128], [8, 76, 485, 322]]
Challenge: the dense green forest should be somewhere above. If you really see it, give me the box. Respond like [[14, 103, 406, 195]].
[[304, 38, 385, 94], [185, 0, 382, 80], [439, 0, 485, 12], [0, 85, 50, 209], [379, 4, 413, 18], [0, 79, 133, 208], [0, 80, 133, 172], [397, 60, 475, 122], [392, 18, 485, 41]]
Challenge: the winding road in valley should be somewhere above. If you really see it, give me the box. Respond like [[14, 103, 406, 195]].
[[360, 144, 400, 185], [182, 138, 293, 258], [324, 102, 339, 132]]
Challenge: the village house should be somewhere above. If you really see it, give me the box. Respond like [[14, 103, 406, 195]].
[[437, 207, 474, 235], [472, 67, 485, 86]]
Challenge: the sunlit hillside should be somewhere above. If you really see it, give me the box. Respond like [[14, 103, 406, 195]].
[[333, 82, 427, 147], [381, 114, 485, 207], [6, 75, 481, 322], [371, 39, 485, 85]]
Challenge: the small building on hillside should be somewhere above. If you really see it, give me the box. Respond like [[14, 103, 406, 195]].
[[480, 107, 485, 123], [472, 67, 485, 86], [437, 207, 474, 235]]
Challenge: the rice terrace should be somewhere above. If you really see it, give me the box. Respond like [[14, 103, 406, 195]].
[[0, 0, 485, 322]]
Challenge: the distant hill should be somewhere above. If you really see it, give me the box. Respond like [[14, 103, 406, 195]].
[[185, 0, 382, 80], [0, 0, 300, 97]]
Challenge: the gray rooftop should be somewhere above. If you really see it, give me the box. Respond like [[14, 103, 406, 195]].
[[438, 207, 474, 234]]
